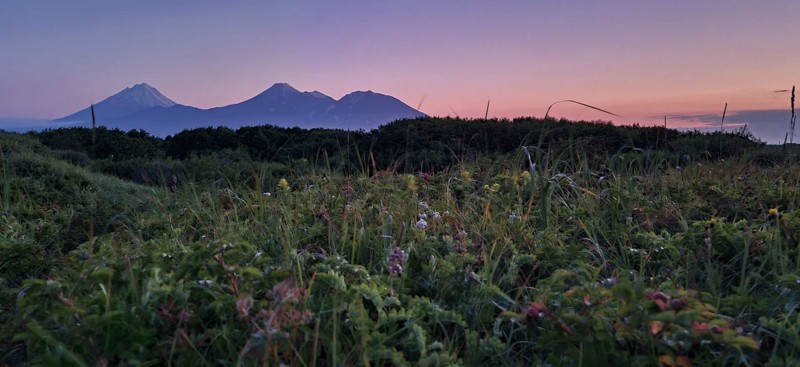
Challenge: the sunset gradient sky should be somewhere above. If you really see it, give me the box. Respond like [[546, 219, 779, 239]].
[[1, 1, 798, 142]]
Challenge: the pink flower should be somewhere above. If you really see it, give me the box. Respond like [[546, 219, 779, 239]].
[[266, 279, 305, 304], [236, 295, 254, 319]]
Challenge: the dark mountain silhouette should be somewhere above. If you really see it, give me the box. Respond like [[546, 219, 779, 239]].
[[114, 105, 207, 137], [55, 83, 176, 122], [203, 82, 337, 127], [324, 90, 426, 130], [53, 82, 426, 136]]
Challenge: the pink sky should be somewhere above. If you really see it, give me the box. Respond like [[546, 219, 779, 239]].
[[1, 1, 798, 141]]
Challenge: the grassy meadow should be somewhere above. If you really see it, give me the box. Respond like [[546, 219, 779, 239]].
[[2, 118, 800, 366]]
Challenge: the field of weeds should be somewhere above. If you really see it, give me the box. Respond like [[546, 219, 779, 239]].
[[2, 127, 800, 366]]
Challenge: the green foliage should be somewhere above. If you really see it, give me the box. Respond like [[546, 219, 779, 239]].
[[31, 117, 768, 179], [34, 126, 164, 161], [0, 120, 796, 365]]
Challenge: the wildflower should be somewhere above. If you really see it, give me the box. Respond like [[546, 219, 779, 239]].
[[263, 192, 271, 197], [389, 246, 407, 262], [277, 178, 290, 191], [421, 172, 431, 182], [388, 263, 404, 276], [708, 217, 718, 228], [418, 213, 427, 220], [407, 175, 418, 191], [484, 183, 501, 192], [432, 212, 441, 220], [266, 279, 305, 304], [416, 218, 428, 230], [518, 171, 531, 185], [387, 246, 407, 276], [236, 295, 254, 319], [418, 201, 430, 209], [768, 208, 780, 219], [460, 170, 472, 181], [286, 308, 314, 325]]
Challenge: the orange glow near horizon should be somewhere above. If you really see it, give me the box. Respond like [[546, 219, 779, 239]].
[[1, 1, 798, 144]]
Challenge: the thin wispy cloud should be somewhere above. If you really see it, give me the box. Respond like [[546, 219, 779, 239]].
[[655, 109, 793, 144]]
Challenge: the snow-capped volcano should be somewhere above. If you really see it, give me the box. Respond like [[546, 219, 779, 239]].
[[113, 83, 176, 109], [53, 82, 427, 136], [55, 83, 177, 122]]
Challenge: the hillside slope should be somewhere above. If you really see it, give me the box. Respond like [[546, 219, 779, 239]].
[[1, 131, 168, 362]]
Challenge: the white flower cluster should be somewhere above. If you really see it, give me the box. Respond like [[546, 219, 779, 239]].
[[415, 203, 444, 230]]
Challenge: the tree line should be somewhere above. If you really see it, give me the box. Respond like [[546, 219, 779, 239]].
[[25, 117, 764, 183]]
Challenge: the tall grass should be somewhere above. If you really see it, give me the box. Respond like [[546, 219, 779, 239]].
[[3, 129, 800, 365]]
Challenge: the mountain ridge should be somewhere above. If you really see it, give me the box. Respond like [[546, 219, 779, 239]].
[[56, 83, 178, 123], [54, 82, 426, 136]]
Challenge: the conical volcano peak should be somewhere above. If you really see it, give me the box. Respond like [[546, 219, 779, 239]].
[[115, 83, 176, 108], [53, 82, 426, 136], [266, 82, 299, 93], [54, 83, 177, 122], [129, 83, 157, 91]]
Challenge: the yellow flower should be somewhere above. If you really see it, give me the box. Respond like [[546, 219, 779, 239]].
[[484, 183, 501, 193], [709, 217, 718, 227], [768, 208, 780, 218], [278, 178, 290, 191], [460, 170, 472, 181], [518, 171, 531, 185], [407, 175, 418, 191]]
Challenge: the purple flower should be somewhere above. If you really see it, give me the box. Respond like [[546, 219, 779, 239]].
[[388, 263, 404, 276], [389, 247, 406, 262], [387, 246, 407, 277]]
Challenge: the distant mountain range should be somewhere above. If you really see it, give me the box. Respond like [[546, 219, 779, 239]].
[[53, 83, 427, 136]]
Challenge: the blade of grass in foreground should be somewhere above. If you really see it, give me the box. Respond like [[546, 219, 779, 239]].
[[544, 99, 619, 120]]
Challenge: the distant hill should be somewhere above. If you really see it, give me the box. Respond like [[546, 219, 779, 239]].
[[324, 90, 427, 130], [201, 83, 338, 129], [53, 82, 427, 136]]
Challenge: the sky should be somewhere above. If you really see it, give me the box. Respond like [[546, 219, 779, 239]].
[[1, 1, 798, 142]]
